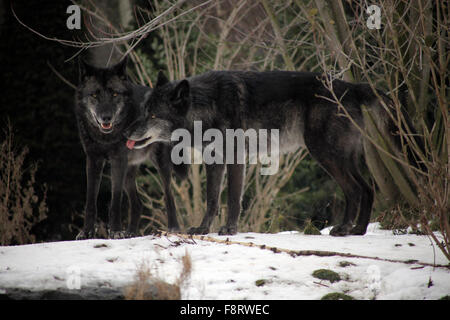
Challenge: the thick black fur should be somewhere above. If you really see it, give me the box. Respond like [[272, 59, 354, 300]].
[[126, 70, 415, 236], [75, 58, 186, 239]]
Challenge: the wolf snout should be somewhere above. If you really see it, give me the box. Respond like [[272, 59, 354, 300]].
[[95, 114, 114, 131], [99, 115, 112, 124]]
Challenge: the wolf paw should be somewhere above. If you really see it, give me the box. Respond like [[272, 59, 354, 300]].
[[108, 230, 127, 239], [187, 226, 210, 235], [350, 225, 367, 235], [329, 224, 352, 237], [76, 229, 96, 240], [124, 231, 138, 238], [168, 225, 181, 233], [218, 225, 237, 236]]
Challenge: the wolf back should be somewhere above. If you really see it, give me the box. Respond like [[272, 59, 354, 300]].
[[126, 70, 416, 236]]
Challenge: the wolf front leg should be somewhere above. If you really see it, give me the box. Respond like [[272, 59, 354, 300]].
[[188, 163, 225, 235], [158, 164, 180, 233], [124, 165, 142, 237], [108, 155, 128, 239], [153, 144, 180, 232], [77, 155, 105, 240]]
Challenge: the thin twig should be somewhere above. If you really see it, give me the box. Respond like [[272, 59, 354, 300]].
[[159, 231, 450, 269], [47, 61, 77, 90]]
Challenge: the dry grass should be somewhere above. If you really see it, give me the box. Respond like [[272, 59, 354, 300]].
[[123, 249, 192, 300], [0, 124, 47, 245], [308, 0, 449, 261]]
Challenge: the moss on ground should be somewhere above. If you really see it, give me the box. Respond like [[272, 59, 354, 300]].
[[312, 269, 341, 283], [338, 261, 356, 268], [255, 279, 267, 287], [321, 292, 355, 300]]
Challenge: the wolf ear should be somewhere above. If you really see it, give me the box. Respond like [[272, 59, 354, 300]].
[[170, 80, 190, 114], [140, 89, 152, 109], [78, 56, 97, 82], [112, 56, 128, 79], [156, 70, 169, 87]]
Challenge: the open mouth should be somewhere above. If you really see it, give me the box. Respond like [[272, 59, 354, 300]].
[[96, 119, 113, 133], [101, 123, 112, 130], [126, 136, 152, 150]]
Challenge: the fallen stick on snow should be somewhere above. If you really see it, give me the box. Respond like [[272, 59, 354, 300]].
[[155, 231, 450, 269]]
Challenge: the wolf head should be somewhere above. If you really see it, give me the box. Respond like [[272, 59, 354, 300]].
[[125, 71, 190, 149], [76, 57, 133, 134]]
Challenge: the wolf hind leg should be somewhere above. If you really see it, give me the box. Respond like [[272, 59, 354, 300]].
[[328, 167, 363, 236], [331, 166, 373, 236], [306, 146, 364, 236], [350, 168, 373, 235]]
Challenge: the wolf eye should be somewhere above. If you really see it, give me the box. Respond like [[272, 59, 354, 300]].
[[151, 114, 156, 119], [112, 92, 118, 97], [91, 93, 97, 98]]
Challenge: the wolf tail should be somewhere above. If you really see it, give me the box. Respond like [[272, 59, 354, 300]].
[[359, 85, 425, 171]]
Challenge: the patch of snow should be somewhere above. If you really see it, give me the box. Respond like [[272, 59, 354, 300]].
[[0, 223, 448, 300]]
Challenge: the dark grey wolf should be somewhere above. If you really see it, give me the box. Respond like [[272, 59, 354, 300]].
[[75, 58, 185, 239], [125, 70, 412, 236]]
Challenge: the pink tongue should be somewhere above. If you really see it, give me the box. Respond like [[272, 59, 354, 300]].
[[126, 140, 136, 150]]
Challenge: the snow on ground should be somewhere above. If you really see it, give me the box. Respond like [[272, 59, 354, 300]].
[[0, 223, 449, 300]]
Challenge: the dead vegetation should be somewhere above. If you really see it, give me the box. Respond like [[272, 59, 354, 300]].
[[0, 124, 47, 245], [123, 249, 192, 300]]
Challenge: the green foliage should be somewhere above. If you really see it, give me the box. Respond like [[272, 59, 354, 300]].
[[255, 279, 267, 287], [321, 292, 355, 300], [338, 261, 356, 268], [312, 269, 341, 283]]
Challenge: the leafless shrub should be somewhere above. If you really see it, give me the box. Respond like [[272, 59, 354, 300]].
[[309, 0, 449, 260], [0, 124, 48, 245]]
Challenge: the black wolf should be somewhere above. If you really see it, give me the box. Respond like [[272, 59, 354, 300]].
[[125, 70, 411, 236], [75, 58, 184, 239]]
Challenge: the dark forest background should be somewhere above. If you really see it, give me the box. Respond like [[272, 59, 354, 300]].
[[1, 0, 88, 241], [1, 1, 447, 259], [0, 0, 176, 241], [0, 0, 336, 241]]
